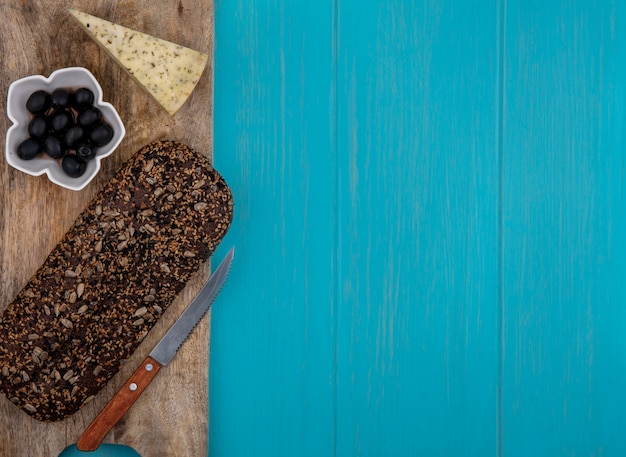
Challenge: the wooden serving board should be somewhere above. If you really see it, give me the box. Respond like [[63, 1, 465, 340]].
[[0, 1, 213, 456]]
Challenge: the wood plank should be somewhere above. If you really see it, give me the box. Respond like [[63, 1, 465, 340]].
[[502, 0, 626, 454], [334, 1, 500, 455], [213, 0, 626, 455], [212, 0, 501, 455], [210, 0, 337, 455], [0, 1, 213, 455]]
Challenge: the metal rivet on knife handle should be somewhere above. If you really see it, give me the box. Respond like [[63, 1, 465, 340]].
[[76, 356, 163, 452], [75, 248, 234, 452]]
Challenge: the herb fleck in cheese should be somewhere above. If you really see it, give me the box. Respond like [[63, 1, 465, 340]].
[[68, 9, 208, 115]]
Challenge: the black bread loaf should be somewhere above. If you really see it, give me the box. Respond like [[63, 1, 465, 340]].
[[0, 140, 233, 421]]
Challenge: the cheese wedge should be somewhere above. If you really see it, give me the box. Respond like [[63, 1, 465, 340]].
[[69, 8, 209, 115]]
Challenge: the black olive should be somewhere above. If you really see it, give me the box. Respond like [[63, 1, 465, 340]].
[[50, 88, 71, 109], [62, 155, 87, 178], [88, 123, 113, 146], [50, 110, 73, 133], [76, 143, 97, 161], [26, 90, 51, 115], [72, 88, 95, 110], [28, 115, 48, 139], [43, 135, 67, 159], [64, 125, 85, 148], [17, 138, 42, 160], [77, 107, 101, 127]]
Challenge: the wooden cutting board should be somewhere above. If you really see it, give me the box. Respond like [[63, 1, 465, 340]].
[[0, 1, 213, 455]]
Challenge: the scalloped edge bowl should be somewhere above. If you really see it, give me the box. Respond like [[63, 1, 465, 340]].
[[5, 67, 125, 191]]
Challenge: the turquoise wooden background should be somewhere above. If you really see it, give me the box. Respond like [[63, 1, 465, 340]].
[[209, 0, 626, 455]]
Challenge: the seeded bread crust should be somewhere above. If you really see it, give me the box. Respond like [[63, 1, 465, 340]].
[[0, 140, 233, 421]]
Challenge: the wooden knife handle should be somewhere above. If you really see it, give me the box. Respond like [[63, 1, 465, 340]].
[[76, 356, 163, 452]]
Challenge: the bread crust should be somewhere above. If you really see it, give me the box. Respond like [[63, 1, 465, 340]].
[[0, 140, 233, 421]]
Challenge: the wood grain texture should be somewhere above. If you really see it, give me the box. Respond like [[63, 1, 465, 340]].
[[502, 1, 626, 455], [212, 0, 499, 455], [211, 0, 337, 455], [213, 0, 626, 456], [335, 1, 500, 455], [0, 1, 213, 456], [77, 357, 163, 452]]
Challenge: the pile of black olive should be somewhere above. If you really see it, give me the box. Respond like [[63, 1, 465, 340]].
[[17, 87, 114, 178]]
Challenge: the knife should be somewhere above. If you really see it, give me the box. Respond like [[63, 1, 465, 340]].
[[76, 247, 235, 452]]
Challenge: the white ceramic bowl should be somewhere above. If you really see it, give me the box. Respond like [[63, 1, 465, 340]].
[[5, 67, 125, 191]]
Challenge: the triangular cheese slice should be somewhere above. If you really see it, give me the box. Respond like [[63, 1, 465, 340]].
[[69, 8, 209, 115]]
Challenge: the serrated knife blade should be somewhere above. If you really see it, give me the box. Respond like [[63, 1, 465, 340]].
[[76, 247, 235, 452], [150, 246, 234, 365]]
